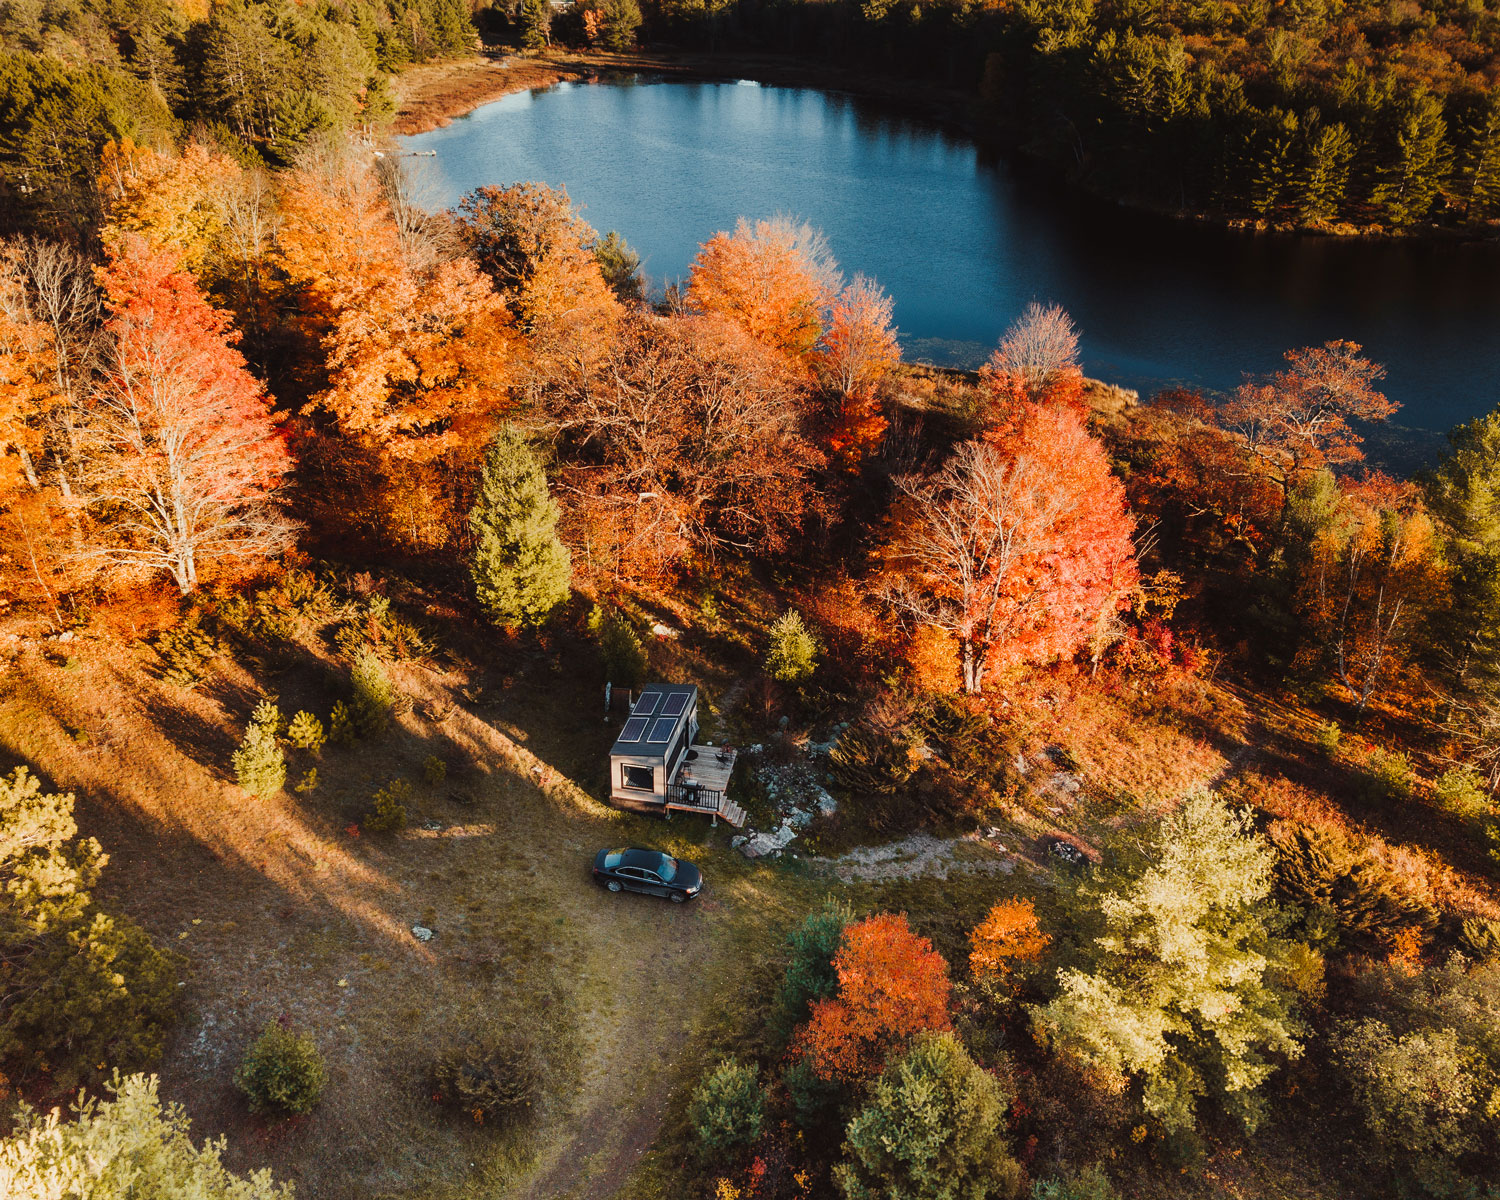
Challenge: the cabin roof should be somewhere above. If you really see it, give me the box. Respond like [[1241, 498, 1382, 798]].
[[609, 683, 697, 758]]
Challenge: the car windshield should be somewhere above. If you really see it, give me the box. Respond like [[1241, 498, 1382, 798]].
[[656, 855, 678, 882], [603, 850, 624, 869]]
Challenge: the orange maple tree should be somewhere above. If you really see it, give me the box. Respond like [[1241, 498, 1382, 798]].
[[688, 216, 837, 361], [969, 898, 1049, 987], [884, 403, 1139, 693], [98, 139, 241, 275], [0, 244, 62, 494], [72, 236, 294, 594], [794, 913, 952, 1082]]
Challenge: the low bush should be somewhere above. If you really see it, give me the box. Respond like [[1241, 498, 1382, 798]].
[[1366, 747, 1417, 803], [294, 768, 319, 795], [365, 779, 412, 833], [765, 609, 819, 684], [423, 755, 447, 785], [1032, 1167, 1121, 1200], [688, 1059, 764, 1155], [154, 614, 219, 688], [431, 1034, 540, 1127], [829, 712, 921, 798], [232, 706, 285, 798], [589, 605, 647, 689], [1269, 821, 1437, 950], [1315, 720, 1342, 758], [329, 701, 357, 746], [286, 711, 325, 754], [1458, 917, 1500, 960], [349, 647, 395, 735], [235, 1021, 326, 1117]]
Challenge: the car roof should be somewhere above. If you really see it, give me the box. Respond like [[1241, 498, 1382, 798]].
[[618, 846, 667, 870]]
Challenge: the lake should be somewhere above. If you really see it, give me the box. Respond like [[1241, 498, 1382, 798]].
[[401, 76, 1500, 447]]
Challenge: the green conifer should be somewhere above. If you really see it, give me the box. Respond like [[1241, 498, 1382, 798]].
[[469, 425, 571, 629]]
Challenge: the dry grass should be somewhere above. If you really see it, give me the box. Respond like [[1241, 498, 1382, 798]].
[[0, 605, 821, 1200]]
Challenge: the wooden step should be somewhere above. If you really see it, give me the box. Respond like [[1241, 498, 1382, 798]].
[[719, 801, 747, 829]]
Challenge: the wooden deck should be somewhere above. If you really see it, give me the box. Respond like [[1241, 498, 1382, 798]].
[[664, 745, 744, 827]]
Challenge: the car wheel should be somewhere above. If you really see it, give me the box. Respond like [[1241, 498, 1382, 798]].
[[607, 880, 622, 893], [670, 891, 686, 903]]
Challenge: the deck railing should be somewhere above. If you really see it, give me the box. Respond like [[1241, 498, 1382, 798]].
[[665, 781, 723, 812]]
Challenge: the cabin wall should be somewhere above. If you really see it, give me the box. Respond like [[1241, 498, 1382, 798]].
[[609, 752, 667, 806]]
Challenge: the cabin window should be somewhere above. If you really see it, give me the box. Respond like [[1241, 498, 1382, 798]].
[[621, 764, 654, 791]]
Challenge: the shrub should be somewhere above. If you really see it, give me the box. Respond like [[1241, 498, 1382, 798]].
[[423, 755, 447, 785], [829, 719, 920, 797], [155, 614, 219, 688], [286, 711, 325, 754], [1032, 1167, 1121, 1200], [765, 609, 819, 684], [232, 722, 285, 798], [969, 898, 1050, 991], [688, 1059, 764, 1155], [235, 1021, 326, 1116], [1333, 1018, 1482, 1191], [1315, 720, 1342, 758], [782, 1054, 849, 1131], [349, 647, 395, 735], [366, 779, 412, 833], [835, 1032, 1023, 1200], [1, 767, 179, 1090], [294, 768, 319, 795], [1434, 768, 1490, 821], [329, 701, 357, 746], [1366, 747, 1417, 803], [2, 1072, 293, 1198], [1269, 821, 1437, 950], [248, 698, 285, 738], [589, 605, 647, 689], [1458, 917, 1500, 960], [432, 1034, 540, 1127]]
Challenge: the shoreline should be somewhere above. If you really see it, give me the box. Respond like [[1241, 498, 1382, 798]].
[[392, 48, 1498, 244]]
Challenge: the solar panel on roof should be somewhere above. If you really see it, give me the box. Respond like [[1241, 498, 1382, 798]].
[[660, 693, 688, 717], [633, 693, 660, 716], [648, 717, 677, 743], [619, 716, 649, 742]]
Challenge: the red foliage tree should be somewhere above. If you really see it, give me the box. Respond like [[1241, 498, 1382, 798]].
[[73, 236, 294, 594], [883, 404, 1138, 693], [795, 913, 952, 1082]]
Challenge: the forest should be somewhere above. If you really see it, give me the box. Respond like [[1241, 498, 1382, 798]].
[[3, 4, 1500, 1200], [639, 0, 1500, 231]]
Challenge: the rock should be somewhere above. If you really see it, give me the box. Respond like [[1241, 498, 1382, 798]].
[[1015, 753, 1028, 775], [56, 630, 74, 643], [730, 834, 749, 849], [815, 788, 838, 817], [650, 622, 680, 639], [788, 807, 813, 830], [1045, 839, 1088, 867], [749, 744, 764, 755], [778, 715, 790, 730], [420, 819, 443, 832], [411, 925, 434, 942]]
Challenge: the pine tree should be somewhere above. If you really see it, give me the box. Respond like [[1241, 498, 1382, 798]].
[[469, 425, 571, 628], [1372, 91, 1452, 228], [518, 0, 552, 50], [1459, 94, 1500, 222], [1298, 122, 1354, 225]]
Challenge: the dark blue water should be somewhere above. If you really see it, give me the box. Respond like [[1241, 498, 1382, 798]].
[[402, 77, 1500, 442]]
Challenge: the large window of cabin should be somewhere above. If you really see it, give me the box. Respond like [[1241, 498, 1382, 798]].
[[621, 764, 654, 791]]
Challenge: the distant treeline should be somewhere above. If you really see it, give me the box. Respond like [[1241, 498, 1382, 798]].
[[640, 0, 1500, 232], [0, 0, 475, 232]]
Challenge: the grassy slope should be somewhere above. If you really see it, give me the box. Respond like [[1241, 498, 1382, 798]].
[[0, 599, 826, 1199]]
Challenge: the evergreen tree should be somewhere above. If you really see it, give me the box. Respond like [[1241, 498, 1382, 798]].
[[594, 230, 643, 302], [1031, 790, 1306, 1133], [598, 0, 643, 50], [765, 608, 819, 683], [1, 766, 178, 1089], [1373, 91, 1452, 228], [1248, 108, 1299, 219], [1298, 121, 1354, 225], [518, 0, 552, 50], [0, 1073, 293, 1198], [1459, 94, 1500, 222], [469, 424, 571, 628], [835, 1032, 1024, 1200]]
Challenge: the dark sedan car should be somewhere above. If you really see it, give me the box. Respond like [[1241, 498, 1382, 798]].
[[592, 846, 703, 903]]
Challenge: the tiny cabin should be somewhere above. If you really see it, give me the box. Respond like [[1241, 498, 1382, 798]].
[[608, 683, 743, 826]]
